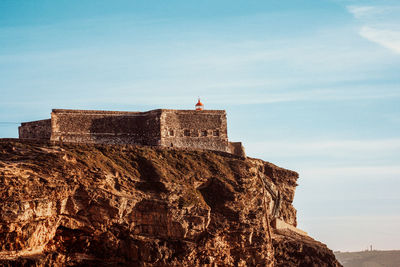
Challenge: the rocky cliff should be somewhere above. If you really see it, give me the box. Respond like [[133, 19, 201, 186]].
[[0, 140, 341, 266]]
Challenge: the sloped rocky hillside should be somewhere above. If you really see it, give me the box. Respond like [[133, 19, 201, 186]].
[[0, 139, 341, 266]]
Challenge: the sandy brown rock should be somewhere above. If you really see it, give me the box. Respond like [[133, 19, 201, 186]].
[[0, 139, 341, 266]]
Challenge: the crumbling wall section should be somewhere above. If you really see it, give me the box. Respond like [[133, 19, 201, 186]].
[[18, 119, 51, 140], [229, 142, 246, 157], [50, 109, 162, 145], [160, 110, 229, 153]]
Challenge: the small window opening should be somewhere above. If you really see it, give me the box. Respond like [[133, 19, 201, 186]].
[[201, 130, 207, 137], [184, 129, 190, 136], [213, 130, 220, 137], [192, 130, 199, 137], [169, 129, 174, 136]]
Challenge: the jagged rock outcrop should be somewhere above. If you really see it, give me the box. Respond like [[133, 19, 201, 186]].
[[0, 140, 341, 266]]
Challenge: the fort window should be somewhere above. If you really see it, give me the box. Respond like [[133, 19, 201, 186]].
[[201, 130, 207, 137], [192, 130, 199, 137], [184, 129, 190, 136], [213, 130, 220, 137], [169, 129, 174, 136]]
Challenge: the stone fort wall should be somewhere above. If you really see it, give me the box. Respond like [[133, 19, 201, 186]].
[[19, 109, 245, 156], [160, 109, 229, 152], [50, 109, 162, 146], [18, 119, 51, 140]]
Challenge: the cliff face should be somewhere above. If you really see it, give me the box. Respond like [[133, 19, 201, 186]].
[[0, 140, 341, 266]]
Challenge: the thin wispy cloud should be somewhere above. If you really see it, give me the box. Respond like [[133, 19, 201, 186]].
[[247, 138, 400, 164], [2, 26, 399, 110], [347, 3, 400, 54], [248, 139, 400, 155], [347, 5, 389, 19], [247, 138, 400, 180], [301, 165, 400, 180], [360, 26, 400, 54], [47, 84, 400, 106]]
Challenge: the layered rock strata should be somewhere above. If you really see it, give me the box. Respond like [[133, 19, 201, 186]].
[[0, 140, 341, 266]]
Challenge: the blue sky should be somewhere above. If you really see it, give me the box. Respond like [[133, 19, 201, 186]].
[[1, 0, 399, 251]]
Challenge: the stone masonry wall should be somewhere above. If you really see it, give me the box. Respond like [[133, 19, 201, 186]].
[[18, 119, 51, 140], [18, 109, 244, 156], [160, 110, 229, 152], [228, 142, 246, 157], [50, 109, 162, 146]]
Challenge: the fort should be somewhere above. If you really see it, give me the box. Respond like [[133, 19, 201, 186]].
[[18, 101, 245, 157]]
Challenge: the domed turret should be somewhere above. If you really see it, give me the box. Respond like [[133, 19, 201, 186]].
[[195, 98, 204, 111]]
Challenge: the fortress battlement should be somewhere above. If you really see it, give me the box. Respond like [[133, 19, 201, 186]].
[[19, 107, 245, 157]]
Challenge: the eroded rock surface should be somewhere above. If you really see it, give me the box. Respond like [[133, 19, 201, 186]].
[[0, 140, 341, 266]]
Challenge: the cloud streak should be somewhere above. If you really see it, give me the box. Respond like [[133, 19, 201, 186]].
[[300, 165, 400, 180], [248, 139, 400, 153], [246, 139, 400, 180], [347, 4, 400, 54], [360, 26, 400, 54], [347, 5, 389, 19]]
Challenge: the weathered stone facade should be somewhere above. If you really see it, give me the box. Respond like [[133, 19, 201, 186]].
[[51, 109, 162, 146], [18, 119, 51, 140], [160, 110, 229, 153], [19, 109, 245, 156]]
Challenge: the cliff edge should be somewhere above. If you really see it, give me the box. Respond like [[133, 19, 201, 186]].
[[0, 140, 341, 266]]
